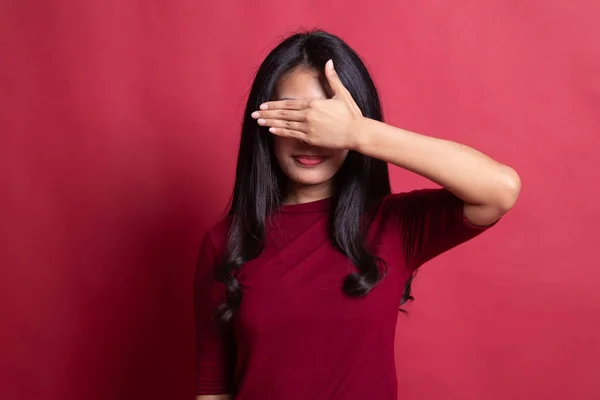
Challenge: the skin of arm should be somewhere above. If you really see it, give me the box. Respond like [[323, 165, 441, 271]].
[[252, 60, 521, 226], [350, 117, 521, 226]]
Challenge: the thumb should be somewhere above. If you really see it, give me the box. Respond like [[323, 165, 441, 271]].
[[325, 59, 345, 96]]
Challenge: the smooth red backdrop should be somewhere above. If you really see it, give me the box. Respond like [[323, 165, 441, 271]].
[[1, 1, 599, 399]]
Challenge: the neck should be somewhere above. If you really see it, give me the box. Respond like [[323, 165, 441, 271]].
[[283, 180, 333, 205]]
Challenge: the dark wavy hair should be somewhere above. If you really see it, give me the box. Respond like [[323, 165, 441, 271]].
[[217, 29, 414, 324]]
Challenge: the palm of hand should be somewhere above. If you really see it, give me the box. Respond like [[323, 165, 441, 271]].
[[251, 60, 364, 150]]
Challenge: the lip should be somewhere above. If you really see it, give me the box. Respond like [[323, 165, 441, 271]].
[[293, 155, 327, 167]]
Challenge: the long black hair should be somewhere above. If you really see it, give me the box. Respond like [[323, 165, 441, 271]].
[[217, 29, 413, 324]]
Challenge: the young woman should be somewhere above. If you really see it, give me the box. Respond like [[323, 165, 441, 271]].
[[194, 30, 520, 400]]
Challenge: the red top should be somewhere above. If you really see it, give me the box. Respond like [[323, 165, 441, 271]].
[[194, 189, 493, 399]]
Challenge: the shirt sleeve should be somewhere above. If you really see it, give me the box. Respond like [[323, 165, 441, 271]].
[[391, 188, 496, 271], [193, 230, 235, 395]]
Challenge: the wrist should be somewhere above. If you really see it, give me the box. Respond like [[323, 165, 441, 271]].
[[349, 116, 374, 153]]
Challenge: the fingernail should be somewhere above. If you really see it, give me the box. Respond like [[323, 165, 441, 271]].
[[258, 118, 266, 125], [251, 111, 259, 118], [269, 127, 277, 133], [259, 103, 268, 110], [327, 59, 334, 70]]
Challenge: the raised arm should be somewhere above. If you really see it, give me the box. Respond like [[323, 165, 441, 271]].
[[351, 117, 521, 226], [251, 59, 520, 226]]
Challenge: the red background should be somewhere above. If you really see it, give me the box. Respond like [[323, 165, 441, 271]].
[[1, 1, 599, 399]]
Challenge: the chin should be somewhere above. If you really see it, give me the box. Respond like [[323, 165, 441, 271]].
[[295, 177, 331, 186], [286, 168, 335, 187]]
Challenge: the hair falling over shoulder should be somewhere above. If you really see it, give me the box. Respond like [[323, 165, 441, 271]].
[[217, 29, 414, 324]]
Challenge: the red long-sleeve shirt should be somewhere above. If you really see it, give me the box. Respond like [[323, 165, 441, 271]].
[[194, 189, 493, 399]]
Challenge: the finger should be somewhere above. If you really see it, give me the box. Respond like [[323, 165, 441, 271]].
[[324, 60, 362, 116], [268, 127, 308, 141], [325, 59, 346, 96], [257, 118, 306, 132], [251, 109, 306, 122], [259, 99, 312, 111]]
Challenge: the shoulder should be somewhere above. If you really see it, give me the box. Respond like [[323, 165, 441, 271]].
[[204, 215, 232, 252], [384, 187, 457, 203], [199, 216, 232, 266], [378, 188, 459, 216], [205, 216, 231, 246]]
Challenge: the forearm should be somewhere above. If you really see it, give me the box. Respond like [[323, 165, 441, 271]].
[[353, 117, 521, 211]]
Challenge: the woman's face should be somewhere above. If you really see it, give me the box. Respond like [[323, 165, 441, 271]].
[[273, 67, 349, 199]]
